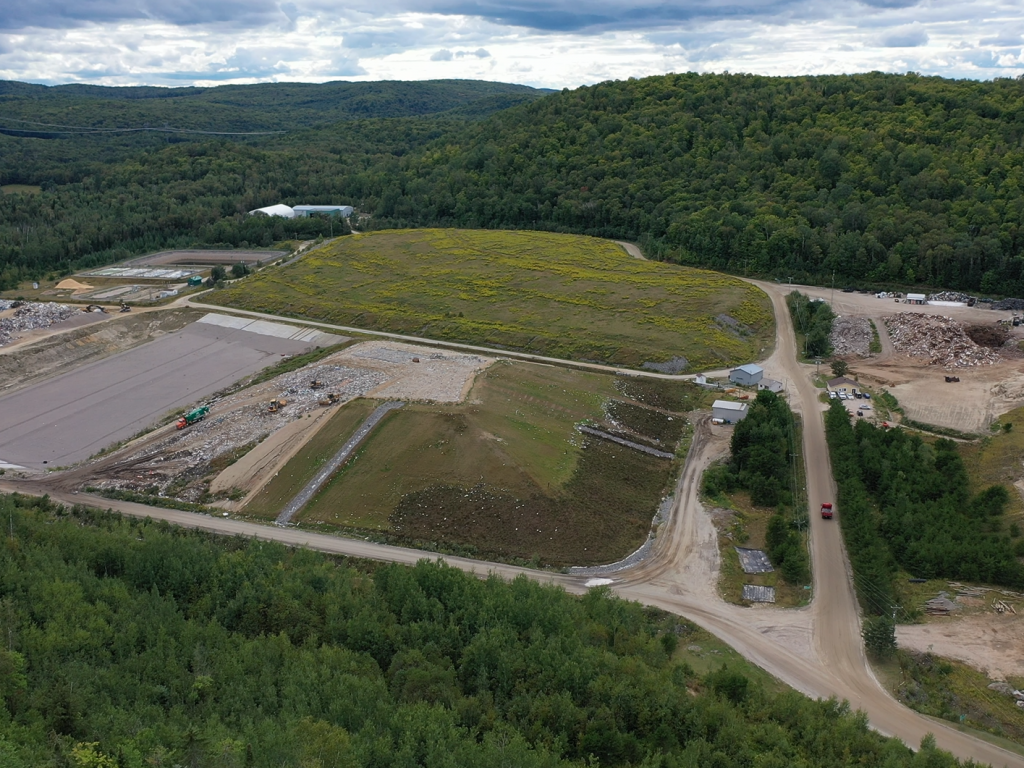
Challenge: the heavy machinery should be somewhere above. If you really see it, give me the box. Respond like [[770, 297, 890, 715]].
[[820, 502, 834, 520], [310, 380, 324, 390], [119, 301, 132, 313], [318, 393, 339, 406], [268, 398, 287, 413], [175, 405, 210, 430]]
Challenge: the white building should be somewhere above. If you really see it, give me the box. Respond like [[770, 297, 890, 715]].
[[248, 204, 296, 218], [758, 378, 783, 393], [729, 364, 764, 386], [712, 400, 749, 423]]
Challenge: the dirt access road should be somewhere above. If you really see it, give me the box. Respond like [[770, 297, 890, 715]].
[[4, 276, 1021, 765]]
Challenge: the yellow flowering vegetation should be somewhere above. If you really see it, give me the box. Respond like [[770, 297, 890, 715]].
[[210, 229, 774, 370]]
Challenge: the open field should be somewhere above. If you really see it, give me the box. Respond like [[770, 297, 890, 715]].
[[250, 361, 705, 565], [208, 229, 774, 371], [0, 313, 342, 471]]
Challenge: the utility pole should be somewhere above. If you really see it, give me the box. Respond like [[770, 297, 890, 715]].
[[830, 269, 836, 309]]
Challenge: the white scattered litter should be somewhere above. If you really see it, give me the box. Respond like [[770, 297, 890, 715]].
[[585, 578, 614, 587]]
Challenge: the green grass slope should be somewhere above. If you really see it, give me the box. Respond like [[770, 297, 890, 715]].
[[209, 229, 774, 370]]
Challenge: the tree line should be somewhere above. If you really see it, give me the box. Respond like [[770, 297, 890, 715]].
[[4, 72, 1024, 295], [0, 492, 976, 767], [704, 390, 809, 584], [824, 401, 1024, 619], [787, 291, 836, 358]]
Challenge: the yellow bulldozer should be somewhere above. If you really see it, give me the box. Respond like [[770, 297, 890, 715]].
[[268, 398, 287, 413]]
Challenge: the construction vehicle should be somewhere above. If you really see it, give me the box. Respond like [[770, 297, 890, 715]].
[[318, 393, 339, 407], [820, 502, 834, 520], [268, 398, 287, 413], [84, 304, 108, 313], [310, 380, 324, 390], [175, 405, 210, 430], [119, 301, 131, 313]]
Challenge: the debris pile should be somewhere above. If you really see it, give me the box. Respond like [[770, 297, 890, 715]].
[[0, 300, 79, 347], [92, 362, 388, 501], [884, 313, 1000, 368], [928, 291, 975, 303], [830, 316, 873, 356], [991, 297, 1024, 311], [924, 593, 958, 616]]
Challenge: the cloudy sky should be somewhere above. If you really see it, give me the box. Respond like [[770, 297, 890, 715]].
[[1, 0, 1022, 88]]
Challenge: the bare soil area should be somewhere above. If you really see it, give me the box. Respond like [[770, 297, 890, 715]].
[[898, 613, 1024, 681], [787, 285, 1024, 433]]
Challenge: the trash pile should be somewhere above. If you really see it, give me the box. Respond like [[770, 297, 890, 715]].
[[884, 312, 1000, 368], [93, 362, 388, 502], [830, 316, 873, 356], [0, 300, 79, 347], [991, 297, 1024, 311], [928, 291, 975, 303]]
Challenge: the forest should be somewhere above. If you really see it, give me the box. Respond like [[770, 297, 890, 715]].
[[786, 292, 836, 358], [0, 492, 976, 767], [4, 72, 1024, 294], [824, 401, 1024, 616], [703, 390, 809, 584]]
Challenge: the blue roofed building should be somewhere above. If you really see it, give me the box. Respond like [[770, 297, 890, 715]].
[[729, 363, 764, 386]]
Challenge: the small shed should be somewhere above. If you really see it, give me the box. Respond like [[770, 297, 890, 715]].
[[758, 378, 783, 393], [905, 293, 926, 305], [712, 400, 748, 423], [694, 374, 707, 385], [827, 376, 859, 394], [729, 363, 763, 386]]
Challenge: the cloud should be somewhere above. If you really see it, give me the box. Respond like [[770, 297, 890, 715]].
[[0, 0, 1021, 88], [880, 24, 929, 48], [0, 0, 284, 31]]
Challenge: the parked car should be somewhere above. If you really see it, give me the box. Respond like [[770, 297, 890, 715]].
[[862, 392, 871, 399]]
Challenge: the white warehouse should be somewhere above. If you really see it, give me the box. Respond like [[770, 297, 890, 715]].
[[712, 400, 749, 423]]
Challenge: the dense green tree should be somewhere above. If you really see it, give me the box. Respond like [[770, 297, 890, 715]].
[[0, 492, 981, 767]]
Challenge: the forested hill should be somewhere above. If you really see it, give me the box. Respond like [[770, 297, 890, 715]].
[[3, 72, 1024, 296], [0, 79, 548, 132], [0, 493, 970, 767], [368, 72, 1024, 294]]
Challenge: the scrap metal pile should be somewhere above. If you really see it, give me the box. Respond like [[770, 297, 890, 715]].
[[884, 312, 1000, 368], [0, 300, 78, 347], [830, 316, 872, 356]]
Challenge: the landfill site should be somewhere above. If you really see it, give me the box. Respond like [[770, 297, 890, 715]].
[[798, 284, 1024, 434], [0, 304, 492, 511]]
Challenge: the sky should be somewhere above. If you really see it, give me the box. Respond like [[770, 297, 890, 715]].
[[0, 0, 1022, 89]]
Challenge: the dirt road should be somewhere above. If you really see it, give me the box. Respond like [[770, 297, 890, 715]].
[[5, 279, 1023, 765]]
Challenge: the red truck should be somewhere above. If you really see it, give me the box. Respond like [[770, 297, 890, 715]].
[[821, 502, 834, 519]]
